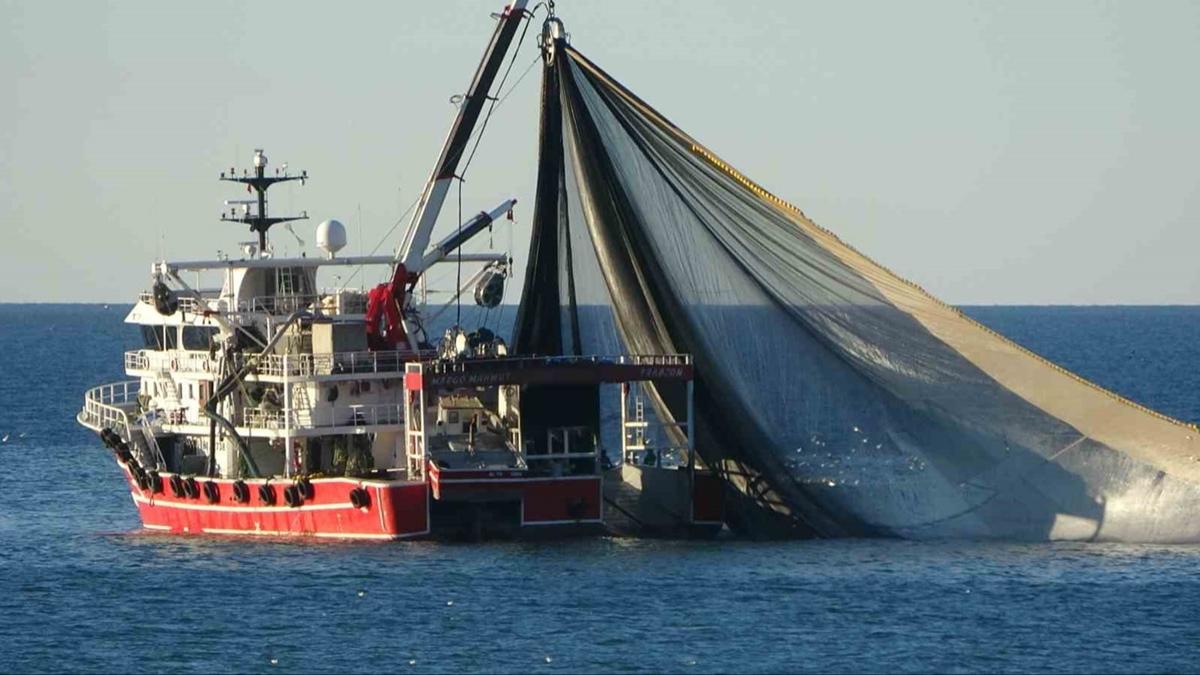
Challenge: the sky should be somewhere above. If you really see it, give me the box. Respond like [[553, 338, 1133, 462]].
[[1, 0, 1198, 304]]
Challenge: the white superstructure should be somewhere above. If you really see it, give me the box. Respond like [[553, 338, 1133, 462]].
[[81, 139, 517, 486]]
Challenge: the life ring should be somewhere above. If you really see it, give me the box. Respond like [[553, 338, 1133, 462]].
[[349, 487, 371, 510], [170, 357, 180, 370], [232, 480, 250, 504], [201, 358, 210, 373], [202, 480, 220, 504], [283, 485, 303, 508], [258, 483, 277, 506], [147, 471, 163, 494], [183, 476, 199, 499], [169, 474, 185, 498]]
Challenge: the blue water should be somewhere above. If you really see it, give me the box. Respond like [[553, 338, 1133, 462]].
[[1, 304, 1199, 674]]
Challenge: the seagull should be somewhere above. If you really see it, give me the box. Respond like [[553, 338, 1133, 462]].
[[1, 434, 8, 443]]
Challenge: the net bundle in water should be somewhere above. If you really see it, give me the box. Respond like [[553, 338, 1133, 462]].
[[513, 43, 1200, 542]]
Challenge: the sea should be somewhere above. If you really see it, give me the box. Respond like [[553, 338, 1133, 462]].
[[1, 304, 1198, 674]]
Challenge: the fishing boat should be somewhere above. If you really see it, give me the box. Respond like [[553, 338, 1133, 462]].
[[77, 1, 724, 541], [84, 0, 1200, 545]]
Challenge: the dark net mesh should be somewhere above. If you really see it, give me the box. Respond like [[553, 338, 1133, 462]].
[[514, 43, 1200, 541]]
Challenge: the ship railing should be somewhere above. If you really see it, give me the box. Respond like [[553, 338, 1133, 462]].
[[125, 349, 218, 375], [422, 353, 693, 374], [616, 354, 693, 367], [241, 403, 405, 431], [254, 349, 435, 378], [241, 408, 287, 430], [623, 430, 692, 469], [137, 292, 205, 313], [239, 294, 320, 315], [238, 292, 369, 316], [124, 350, 689, 379], [79, 381, 141, 437], [125, 351, 149, 372], [316, 288, 369, 315], [153, 407, 198, 426], [126, 347, 430, 379]]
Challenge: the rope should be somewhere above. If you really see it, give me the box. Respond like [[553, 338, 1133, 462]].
[[459, 7, 537, 179], [336, 195, 420, 293], [447, 7, 537, 330], [456, 179, 463, 326], [383, 8, 539, 334], [496, 56, 541, 109], [493, 211, 516, 339]]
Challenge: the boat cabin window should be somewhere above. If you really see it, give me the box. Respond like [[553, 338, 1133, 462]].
[[140, 325, 177, 350], [182, 325, 218, 350]]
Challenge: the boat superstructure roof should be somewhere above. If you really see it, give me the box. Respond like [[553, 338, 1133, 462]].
[[154, 252, 503, 274], [130, 252, 506, 327]]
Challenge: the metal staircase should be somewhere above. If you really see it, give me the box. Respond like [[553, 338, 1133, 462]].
[[136, 413, 167, 470]]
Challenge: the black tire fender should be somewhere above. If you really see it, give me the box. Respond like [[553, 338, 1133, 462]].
[[349, 487, 371, 510], [232, 480, 250, 504], [283, 485, 303, 508]]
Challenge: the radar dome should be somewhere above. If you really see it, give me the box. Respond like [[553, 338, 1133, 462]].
[[316, 219, 347, 258]]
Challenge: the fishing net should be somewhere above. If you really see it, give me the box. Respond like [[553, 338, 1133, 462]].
[[514, 42, 1200, 541]]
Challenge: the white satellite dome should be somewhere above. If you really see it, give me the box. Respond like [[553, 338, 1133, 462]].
[[316, 219, 347, 258]]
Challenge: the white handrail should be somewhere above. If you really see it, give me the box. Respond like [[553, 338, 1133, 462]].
[[78, 381, 141, 438], [422, 353, 693, 374], [125, 350, 217, 375], [137, 292, 206, 312], [127, 348, 424, 378], [255, 350, 434, 377], [241, 403, 405, 431], [126, 349, 692, 379], [237, 292, 370, 316]]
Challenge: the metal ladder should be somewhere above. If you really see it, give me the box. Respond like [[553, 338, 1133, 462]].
[[289, 381, 313, 428], [136, 413, 167, 470], [624, 392, 648, 464], [277, 267, 300, 312]]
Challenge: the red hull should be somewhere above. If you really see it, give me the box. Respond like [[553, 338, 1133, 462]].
[[120, 463, 430, 540], [431, 464, 603, 525], [116, 459, 607, 540]]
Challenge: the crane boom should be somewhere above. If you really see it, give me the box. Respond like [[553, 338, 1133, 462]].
[[397, 0, 530, 276]]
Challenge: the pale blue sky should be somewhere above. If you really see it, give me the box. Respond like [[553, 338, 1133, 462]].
[[2, 0, 1198, 304]]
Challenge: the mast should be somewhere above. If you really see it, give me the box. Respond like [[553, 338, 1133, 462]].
[[396, 0, 530, 277], [220, 149, 308, 253]]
